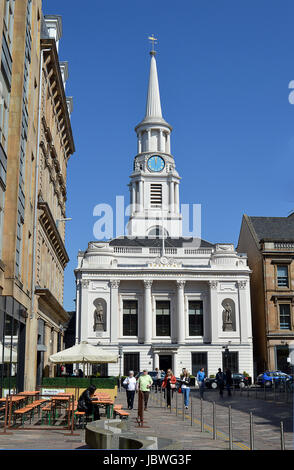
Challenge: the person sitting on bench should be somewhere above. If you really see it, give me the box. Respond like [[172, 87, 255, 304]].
[[77, 385, 100, 420]]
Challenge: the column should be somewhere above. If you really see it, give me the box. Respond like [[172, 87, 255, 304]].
[[139, 180, 143, 211], [169, 180, 174, 212], [237, 280, 249, 343], [175, 182, 179, 214], [138, 131, 142, 153], [176, 280, 186, 344], [159, 129, 164, 152], [110, 280, 120, 344], [132, 183, 136, 214], [167, 133, 171, 153], [147, 129, 151, 151], [209, 280, 218, 343], [80, 279, 89, 341], [143, 280, 153, 344], [75, 279, 81, 343], [153, 352, 159, 370]]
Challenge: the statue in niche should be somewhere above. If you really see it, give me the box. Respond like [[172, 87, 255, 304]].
[[94, 302, 104, 331], [222, 302, 233, 331]]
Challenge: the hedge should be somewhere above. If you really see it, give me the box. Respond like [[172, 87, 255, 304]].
[[1, 377, 17, 388], [41, 377, 117, 389]]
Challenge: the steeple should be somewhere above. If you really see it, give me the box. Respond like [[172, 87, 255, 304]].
[[128, 43, 182, 239], [135, 50, 172, 132], [145, 51, 163, 120]]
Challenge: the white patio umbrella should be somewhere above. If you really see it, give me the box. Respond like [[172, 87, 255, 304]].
[[49, 341, 118, 376]]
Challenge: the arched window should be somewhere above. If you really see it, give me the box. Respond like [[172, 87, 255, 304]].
[[148, 225, 169, 239]]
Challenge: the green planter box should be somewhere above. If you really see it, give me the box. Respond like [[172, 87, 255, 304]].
[[41, 377, 117, 389]]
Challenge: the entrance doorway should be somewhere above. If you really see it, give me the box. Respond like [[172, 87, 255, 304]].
[[159, 354, 172, 372], [276, 346, 290, 373]]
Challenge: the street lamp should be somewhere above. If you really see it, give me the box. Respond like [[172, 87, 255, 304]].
[[118, 345, 123, 392]]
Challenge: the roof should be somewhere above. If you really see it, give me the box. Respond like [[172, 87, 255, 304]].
[[109, 237, 215, 248], [247, 214, 294, 242]]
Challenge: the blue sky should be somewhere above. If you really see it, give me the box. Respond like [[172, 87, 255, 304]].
[[43, 0, 294, 311]]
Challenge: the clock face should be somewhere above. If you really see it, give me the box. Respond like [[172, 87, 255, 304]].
[[147, 155, 165, 172]]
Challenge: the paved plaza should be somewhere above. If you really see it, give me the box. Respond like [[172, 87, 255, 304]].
[[0, 387, 293, 450]]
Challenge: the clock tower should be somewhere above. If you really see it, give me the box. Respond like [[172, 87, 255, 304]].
[[127, 49, 182, 238]]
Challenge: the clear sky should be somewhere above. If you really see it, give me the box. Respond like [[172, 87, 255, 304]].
[[43, 0, 294, 312]]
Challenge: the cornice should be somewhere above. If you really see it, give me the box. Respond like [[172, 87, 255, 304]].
[[41, 38, 75, 158], [38, 199, 69, 268]]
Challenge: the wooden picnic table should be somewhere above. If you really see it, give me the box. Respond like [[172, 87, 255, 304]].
[[92, 397, 114, 418], [50, 395, 71, 419], [17, 391, 40, 405]]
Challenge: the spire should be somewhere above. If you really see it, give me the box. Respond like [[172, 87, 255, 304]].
[[145, 51, 163, 119]]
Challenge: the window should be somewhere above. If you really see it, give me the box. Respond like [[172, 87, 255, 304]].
[[123, 300, 138, 336], [123, 352, 139, 376], [279, 304, 291, 330], [191, 352, 207, 376], [156, 300, 170, 336], [277, 266, 289, 287], [188, 301, 203, 336], [150, 184, 162, 208], [222, 351, 239, 373]]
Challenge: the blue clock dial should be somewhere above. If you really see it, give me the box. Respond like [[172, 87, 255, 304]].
[[147, 155, 165, 172]]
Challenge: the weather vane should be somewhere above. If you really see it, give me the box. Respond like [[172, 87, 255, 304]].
[[148, 34, 157, 54]]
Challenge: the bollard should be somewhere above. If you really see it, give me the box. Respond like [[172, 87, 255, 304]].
[[190, 396, 193, 426], [280, 421, 285, 450], [176, 389, 178, 415], [212, 401, 216, 440], [182, 392, 185, 421], [64, 394, 79, 436], [264, 384, 266, 400], [160, 388, 163, 408], [8, 394, 13, 428], [229, 405, 233, 450], [200, 398, 204, 432], [247, 385, 249, 398], [0, 395, 13, 435], [249, 412, 254, 450]]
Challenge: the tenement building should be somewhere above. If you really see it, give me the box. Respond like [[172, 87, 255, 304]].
[[238, 213, 294, 374], [0, 1, 74, 395], [75, 49, 254, 379]]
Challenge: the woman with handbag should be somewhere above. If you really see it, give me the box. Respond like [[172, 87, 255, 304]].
[[180, 368, 191, 409], [161, 369, 177, 408]]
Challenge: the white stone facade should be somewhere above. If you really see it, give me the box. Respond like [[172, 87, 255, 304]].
[[75, 242, 253, 378], [74, 50, 254, 379]]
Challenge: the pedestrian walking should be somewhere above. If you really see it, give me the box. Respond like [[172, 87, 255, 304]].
[[180, 368, 191, 409], [225, 368, 232, 396], [137, 369, 153, 411], [161, 368, 177, 408], [197, 367, 206, 399], [154, 367, 162, 393], [216, 368, 226, 397], [123, 370, 137, 410]]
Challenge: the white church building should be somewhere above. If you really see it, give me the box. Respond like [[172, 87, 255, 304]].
[[74, 49, 254, 379]]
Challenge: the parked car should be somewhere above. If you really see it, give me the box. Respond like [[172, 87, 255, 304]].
[[204, 373, 249, 389], [256, 371, 292, 387]]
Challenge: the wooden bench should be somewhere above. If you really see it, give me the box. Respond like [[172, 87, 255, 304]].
[[13, 405, 37, 426], [74, 410, 86, 428], [113, 409, 129, 419], [41, 403, 54, 425]]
